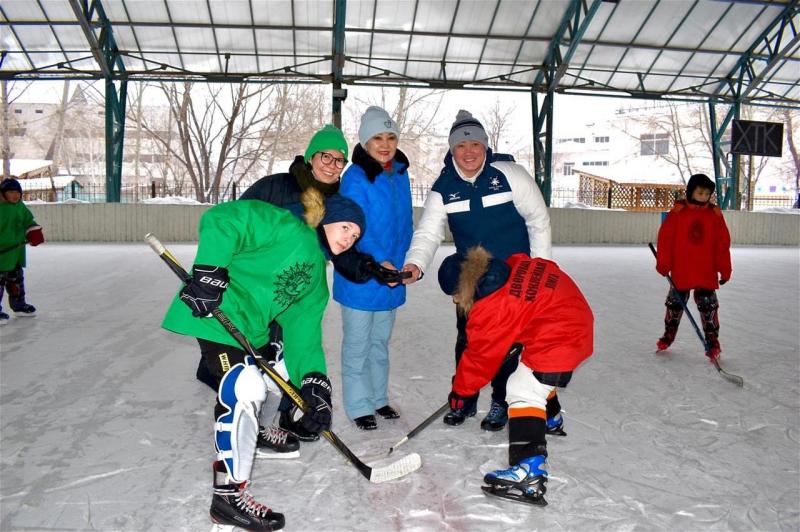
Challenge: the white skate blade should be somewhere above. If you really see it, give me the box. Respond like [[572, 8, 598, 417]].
[[368, 452, 422, 483], [12, 311, 35, 317], [255, 448, 300, 460]]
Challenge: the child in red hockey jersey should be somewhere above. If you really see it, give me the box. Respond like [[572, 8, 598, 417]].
[[655, 173, 732, 360], [438, 246, 593, 505]]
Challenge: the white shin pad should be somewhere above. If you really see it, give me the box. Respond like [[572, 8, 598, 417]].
[[215, 357, 267, 482]]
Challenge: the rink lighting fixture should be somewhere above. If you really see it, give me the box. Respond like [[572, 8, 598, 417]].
[[563, 88, 631, 97], [661, 93, 712, 102], [352, 79, 429, 88], [462, 83, 522, 90]]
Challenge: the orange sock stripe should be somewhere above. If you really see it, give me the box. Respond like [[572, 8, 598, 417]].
[[509, 407, 546, 420], [547, 390, 557, 400]]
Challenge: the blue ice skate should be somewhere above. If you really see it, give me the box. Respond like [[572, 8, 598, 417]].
[[482, 455, 548, 506]]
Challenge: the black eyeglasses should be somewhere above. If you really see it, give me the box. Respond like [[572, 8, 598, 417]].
[[317, 152, 347, 169]]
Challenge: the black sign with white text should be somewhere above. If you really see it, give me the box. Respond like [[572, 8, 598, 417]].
[[731, 120, 783, 157]]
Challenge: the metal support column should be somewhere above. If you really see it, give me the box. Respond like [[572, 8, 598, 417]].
[[106, 77, 127, 203], [708, 101, 740, 210], [331, 0, 347, 128], [531, 87, 554, 205], [531, 0, 603, 206], [709, 2, 798, 210], [69, 0, 128, 202]]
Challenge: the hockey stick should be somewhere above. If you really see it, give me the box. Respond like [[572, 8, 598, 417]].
[[648, 243, 744, 387], [365, 343, 524, 463], [145, 233, 421, 483]]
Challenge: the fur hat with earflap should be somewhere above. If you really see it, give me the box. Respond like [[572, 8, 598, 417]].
[[438, 246, 510, 314]]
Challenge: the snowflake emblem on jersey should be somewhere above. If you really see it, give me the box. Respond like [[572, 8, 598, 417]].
[[489, 176, 503, 191], [274, 262, 314, 307]]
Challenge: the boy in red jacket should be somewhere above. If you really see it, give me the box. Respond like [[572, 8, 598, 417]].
[[655, 173, 732, 360], [438, 246, 593, 505]]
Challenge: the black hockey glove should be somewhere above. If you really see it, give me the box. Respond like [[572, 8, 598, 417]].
[[362, 256, 412, 284], [180, 265, 229, 317], [448, 390, 478, 413], [719, 277, 729, 286], [299, 372, 333, 434]]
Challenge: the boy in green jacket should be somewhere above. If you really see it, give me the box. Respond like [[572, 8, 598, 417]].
[[162, 189, 364, 531], [0, 177, 44, 324]]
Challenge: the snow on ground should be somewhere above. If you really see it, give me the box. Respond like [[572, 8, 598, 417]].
[[1, 244, 798, 531]]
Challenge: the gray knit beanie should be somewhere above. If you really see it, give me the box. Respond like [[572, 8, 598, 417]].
[[358, 106, 399, 146], [448, 109, 489, 152]]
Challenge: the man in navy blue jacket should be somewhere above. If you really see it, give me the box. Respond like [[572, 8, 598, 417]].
[[403, 110, 552, 430]]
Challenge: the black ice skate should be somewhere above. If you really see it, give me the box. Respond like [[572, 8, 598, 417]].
[[482, 455, 548, 506], [10, 302, 36, 317], [210, 461, 285, 531], [256, 425, 299, 459], [0, 311, 9, 325]]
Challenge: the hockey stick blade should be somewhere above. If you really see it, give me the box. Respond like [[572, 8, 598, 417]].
[[364, 344, 524, 463], [146, 233, 422, 483], [712, 359, 744, 387], [648, 243, 744, 388], [362, 403, 449, 463], [367, 452, 422, 483]]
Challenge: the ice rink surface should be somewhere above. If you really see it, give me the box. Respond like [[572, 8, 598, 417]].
[[1, 243, 798, 531]]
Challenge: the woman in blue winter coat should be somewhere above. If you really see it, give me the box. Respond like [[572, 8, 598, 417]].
[[333, 106, 413, 430]]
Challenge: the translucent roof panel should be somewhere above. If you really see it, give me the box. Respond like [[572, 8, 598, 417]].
[[0, 0, 795, 105]]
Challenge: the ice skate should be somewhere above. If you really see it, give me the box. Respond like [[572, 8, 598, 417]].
[[256, 425, 299, 459], [10, 302, 36, 317], [546, 412, 567, 437], [210, 461, 285, 531], [482, 455, 548, 506], [480, 400, 508, 432], [656, 326, 677, 352], [706, 335, 722, 362]]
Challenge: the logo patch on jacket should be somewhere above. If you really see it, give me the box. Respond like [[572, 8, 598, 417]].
[[688, 219, 705, 244], [275, 262, 314, 307], [489, 176, 503, 191], [448, 192, 461, 201]]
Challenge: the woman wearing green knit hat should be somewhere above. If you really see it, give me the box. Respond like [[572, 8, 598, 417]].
[[193, 122, 408, 445], [304, 123, 349, 170]]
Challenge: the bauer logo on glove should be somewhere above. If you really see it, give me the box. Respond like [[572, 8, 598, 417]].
[[180, 265, 230, 317]]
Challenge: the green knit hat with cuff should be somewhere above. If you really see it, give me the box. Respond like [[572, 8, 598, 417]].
[[304, 124, 349, 163]]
